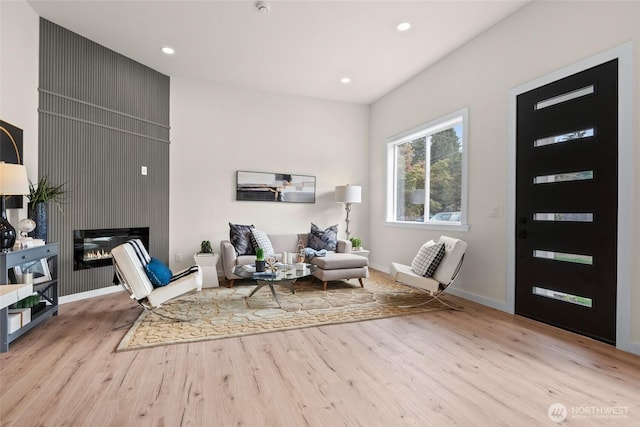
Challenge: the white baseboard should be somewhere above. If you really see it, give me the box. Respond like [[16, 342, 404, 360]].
[[369, 262, 389, 273], [444, 287, 508, 312], [59, 285, 125, 304]]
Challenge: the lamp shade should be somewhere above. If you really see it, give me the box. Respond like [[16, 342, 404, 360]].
[[0, 162, 29, 195], [335, 185, 361, 204]]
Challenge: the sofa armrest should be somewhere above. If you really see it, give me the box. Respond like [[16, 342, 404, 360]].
[[220, 240, 239, 279], [336, 239, 352, 253]]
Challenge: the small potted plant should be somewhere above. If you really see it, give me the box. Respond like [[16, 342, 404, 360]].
[[27, 175, 67, 242], [255, 248, 266, 272], [350, 236, 362, 251], [199, 240, 213, 254]]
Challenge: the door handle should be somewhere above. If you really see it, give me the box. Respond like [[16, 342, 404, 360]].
[[518, 229, 527, 239]]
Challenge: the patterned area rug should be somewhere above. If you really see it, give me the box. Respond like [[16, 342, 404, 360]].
[[116, 269, 454, 351]]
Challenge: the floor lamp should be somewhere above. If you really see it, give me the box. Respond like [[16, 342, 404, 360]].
[[0, 162, 29, 251], [335, 184, 361, 241]]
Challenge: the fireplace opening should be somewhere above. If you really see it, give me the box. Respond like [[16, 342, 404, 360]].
[[73, 227, 149, 270]]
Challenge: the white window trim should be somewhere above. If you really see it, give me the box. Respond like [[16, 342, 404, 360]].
[[385, 107, 470, 232]]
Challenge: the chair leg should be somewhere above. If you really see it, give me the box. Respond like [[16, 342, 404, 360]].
[[322, 281, 328, 291], [358, 278, 364, 288], [399, 292, 463, 310], [227, 279, 235, 288]]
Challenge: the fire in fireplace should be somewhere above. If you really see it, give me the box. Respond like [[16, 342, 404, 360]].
[[73, 227, 149, 270]]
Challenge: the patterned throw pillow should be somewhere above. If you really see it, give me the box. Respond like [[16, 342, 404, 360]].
[[250, 228, 275, 255], [411, 242, 446, 277], [307, 223, 338, 251], [229, 223, 255, 256]]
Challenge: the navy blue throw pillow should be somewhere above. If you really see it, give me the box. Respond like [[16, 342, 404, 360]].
[[145, 257, 173, 287]]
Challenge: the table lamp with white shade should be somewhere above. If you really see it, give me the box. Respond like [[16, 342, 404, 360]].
[[0, 162, 29, 251], [335, 184, 361, 241]]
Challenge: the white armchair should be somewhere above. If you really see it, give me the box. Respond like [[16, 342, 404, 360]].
[[390, 236, 467, 309], [112, 239, 202, 309]]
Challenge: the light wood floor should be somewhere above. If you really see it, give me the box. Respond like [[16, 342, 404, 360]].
[[1, 276, 639, 426]]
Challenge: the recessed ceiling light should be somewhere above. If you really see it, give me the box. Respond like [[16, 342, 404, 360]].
[[256, 1, 270, 13], [161, 47, 175, 55], [396, 22, 411, 32], [340, 76, 351, 84]]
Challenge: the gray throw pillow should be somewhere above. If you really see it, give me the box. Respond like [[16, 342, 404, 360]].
[[308, 223, 338, 251], [229, 223, 255, 256]]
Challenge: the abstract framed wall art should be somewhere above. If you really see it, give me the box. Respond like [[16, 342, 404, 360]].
[[0, 120, 25, 208], [236, 171, 316, 203]]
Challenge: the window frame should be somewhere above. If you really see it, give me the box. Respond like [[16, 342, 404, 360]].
[[385, 107, 470, 232]]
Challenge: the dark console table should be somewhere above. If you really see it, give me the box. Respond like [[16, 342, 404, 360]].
[[0, 243, 59, 352]]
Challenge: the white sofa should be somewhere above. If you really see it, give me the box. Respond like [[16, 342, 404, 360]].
[[220, 233, 369, 290]]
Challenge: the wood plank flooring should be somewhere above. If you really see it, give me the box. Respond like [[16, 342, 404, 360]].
[[1, 277, 639, 426]]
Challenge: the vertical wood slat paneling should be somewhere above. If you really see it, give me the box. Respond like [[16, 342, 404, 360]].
[[39, 19, 170, 296]]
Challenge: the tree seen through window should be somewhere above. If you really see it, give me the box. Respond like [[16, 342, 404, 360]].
[[394, 125, 462, 222]]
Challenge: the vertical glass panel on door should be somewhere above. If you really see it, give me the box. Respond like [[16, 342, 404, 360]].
[[533, 213, 594, 222], [534, 128, 595, 147], [533, 170, 593, 184], [533, 250, 593, 265], [535, 85, 595, 110], [532, 286, 593, 308]]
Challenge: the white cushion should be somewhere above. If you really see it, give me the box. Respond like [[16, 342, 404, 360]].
[[147, 268, 202, 307], [432, 236, 468, 284], [411, 241, 446, 277], [390, 262, 440, 293], [268, 234, 300, 253], [111, 241, 154, 299]]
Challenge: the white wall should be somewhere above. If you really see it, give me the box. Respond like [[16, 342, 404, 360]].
[[169, 78, 369, 271], [369, 1, 639, 352], [0, 0, 39, 223]]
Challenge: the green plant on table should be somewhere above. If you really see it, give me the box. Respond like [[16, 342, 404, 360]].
[[255, 248, 265, 261], [28, 175, 67, 213], [200, 240, 213, 254], [349, 237, 362, 249]]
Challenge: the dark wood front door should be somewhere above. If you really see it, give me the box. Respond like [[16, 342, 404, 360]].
[[515, 59, 618, 344]]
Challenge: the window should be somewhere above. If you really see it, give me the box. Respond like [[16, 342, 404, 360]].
[[386, 108, 468, 230]]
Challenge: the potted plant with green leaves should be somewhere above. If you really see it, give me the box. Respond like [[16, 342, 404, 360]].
[[255, 248, 266, 272], [349, 236, 362, 251], [199, 240, 213, 254], [27, 175, 67, 242]]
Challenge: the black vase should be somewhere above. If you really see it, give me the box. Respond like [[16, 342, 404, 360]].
[[255, 260, 266, 272], [28, 202, 48, 242]]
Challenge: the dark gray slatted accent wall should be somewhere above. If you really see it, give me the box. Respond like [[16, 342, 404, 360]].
[[38, 19, 170, 296]]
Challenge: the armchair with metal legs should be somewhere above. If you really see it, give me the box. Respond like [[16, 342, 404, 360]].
[[112, 239, 202, 310], [389, 236, 467, 310]]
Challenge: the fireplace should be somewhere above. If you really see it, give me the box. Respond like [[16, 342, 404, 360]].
[[73, 227, 149, 270]]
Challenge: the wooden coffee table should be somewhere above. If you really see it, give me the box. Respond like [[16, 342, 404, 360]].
[[232, 264, 317, 308]]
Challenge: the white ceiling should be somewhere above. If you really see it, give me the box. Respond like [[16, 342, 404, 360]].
[[27, 0, 528, 104]]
